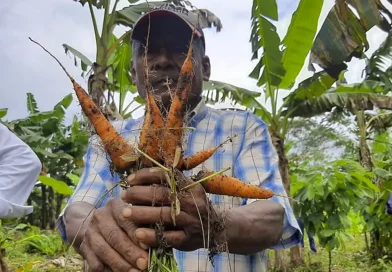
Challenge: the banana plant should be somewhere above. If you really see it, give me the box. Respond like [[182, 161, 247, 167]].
[[309, 0, 392, 79]]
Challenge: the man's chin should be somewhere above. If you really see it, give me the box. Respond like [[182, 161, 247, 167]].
[[151, 87, 174, 108]]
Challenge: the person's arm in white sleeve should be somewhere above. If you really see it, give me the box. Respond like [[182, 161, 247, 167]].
[[0, 123, 42, 218]]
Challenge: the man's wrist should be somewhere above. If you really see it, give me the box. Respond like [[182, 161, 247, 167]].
[[64, 202, 95, 255]]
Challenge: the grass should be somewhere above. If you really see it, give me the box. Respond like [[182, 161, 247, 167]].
[[268, 234, 392, 272], [2, 226, 392, 272]]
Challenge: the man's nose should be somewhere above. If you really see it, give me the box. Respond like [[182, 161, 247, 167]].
[[150, 51, 175, 71]]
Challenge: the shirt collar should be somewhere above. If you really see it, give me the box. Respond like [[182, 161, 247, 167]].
[[191, 98, 206, 117], [188, 98, 208, 126]]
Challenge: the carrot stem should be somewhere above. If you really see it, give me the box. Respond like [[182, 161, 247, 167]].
[[135, 147, 170, 172]]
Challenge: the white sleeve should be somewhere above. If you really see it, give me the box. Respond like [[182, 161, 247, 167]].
[[0, 123, 42, 218]]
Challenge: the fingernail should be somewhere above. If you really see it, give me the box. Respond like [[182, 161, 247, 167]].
[[129, 269, 139, 272], [122, 207, 132, 218], [135, 229, 146, 240], [136, 258, 148, 270], [121, 190, 126, 200], [127, 173, 135, 184], [139, 242, 149, 250]]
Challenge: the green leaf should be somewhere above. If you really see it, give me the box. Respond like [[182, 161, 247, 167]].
[[319, 229, 335, 238], [202, 80, 261, 109], [346, 0, 382, 31], [34, 148, 58, 158], [26, 93, 39, 114], [73, 0, 107, 9], [63, 44, 93, 72], [53, 94, 73, 122], [306, 186, 315, 200], [334, 81, 385, 93], [366, 30, 392, 88], [38, 176, 73, 195], [29, 111, 56, 123], [367, 113, 392, 133], [279, 0, 324, 89], [0, 108, 7, 119], [249, 13, 285, 92], [112, 41, 133, 114], [285, 92, 392, 118], [66, 173, 81, 186], [374, 168, 390, 178], [253, 0, 278, 21], [282, 71, 336, 113], [115, 2, 168, 27], [310, 0, 390, 76]]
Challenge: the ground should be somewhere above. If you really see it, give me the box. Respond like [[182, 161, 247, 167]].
[[3, 229, 392, 272]]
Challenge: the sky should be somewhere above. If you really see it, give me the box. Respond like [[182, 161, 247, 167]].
[[0, 0, 391, 124]]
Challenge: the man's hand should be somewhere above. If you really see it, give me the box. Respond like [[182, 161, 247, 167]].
[[121, 167, 216, 252], [78, 198, 149, 272]]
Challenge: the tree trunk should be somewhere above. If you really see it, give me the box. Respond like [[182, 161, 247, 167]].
[[355, 111, 384, 259], [41, 184, 47, 229], [88, 67, 121, 121], [356, 111, 373, 170], [47, 187, 56, 229], [270, 131, 303, 270], [27, 197, 33, 225], [56, 194, 64, 218]]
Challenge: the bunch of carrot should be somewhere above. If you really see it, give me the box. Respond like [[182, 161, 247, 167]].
[[29, 34, 275, 202]]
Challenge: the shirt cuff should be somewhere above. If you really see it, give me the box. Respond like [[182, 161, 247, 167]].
[[0, 196, 33, 218]]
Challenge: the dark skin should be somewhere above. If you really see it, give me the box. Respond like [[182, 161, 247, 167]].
[[63, 16, 285, 272]]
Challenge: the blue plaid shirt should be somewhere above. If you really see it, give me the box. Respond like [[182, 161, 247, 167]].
[[57, 99, 301, 272]]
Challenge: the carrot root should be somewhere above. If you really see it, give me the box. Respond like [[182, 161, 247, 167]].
[[191, 170, 275, 199]]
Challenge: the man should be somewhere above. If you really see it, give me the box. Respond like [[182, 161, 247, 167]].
[[0, 123, 41, 218], [57, 4, 301, 272], [387, 193, 392, 215]]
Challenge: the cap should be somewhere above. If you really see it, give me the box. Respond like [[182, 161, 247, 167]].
[[131, 3, 205, 49]]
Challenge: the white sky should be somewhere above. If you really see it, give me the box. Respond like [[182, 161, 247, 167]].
[[0, 0, 390, 124]]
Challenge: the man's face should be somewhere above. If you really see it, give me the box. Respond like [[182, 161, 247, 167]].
[[131, 16, 211, 111]]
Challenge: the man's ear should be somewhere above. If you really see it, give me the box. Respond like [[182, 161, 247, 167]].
[[202, 56, 211, 81]]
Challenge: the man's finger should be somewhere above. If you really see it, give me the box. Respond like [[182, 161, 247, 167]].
[[126, 167, 168, 186], [99, 221, 148, 269], [80, 240, 105, 272], [135, 227, 187, 249], [121, 185, 171, 205], [89, 228, 140, 272], [122, 206, 191, 226]]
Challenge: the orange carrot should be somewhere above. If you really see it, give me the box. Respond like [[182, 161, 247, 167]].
[[179, 137, 233, 170], [163, 41, 194, 167], [139, 88, 165, 166], [73, 80, 137, 172], [194, 171, 274, 199], [180, 147, 218, 170], [29, 37, 137, 173]]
